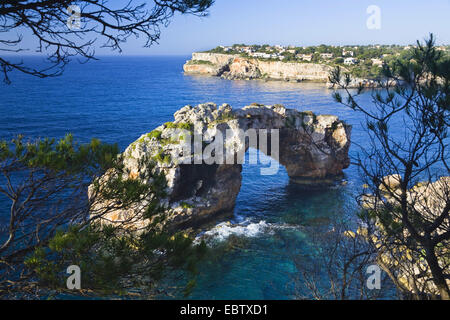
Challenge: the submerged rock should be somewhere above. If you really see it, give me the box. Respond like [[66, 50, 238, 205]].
[[93, 103, 351, 231]]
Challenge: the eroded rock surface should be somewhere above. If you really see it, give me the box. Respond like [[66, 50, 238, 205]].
[[361, 176, 450, 297], [183, 52, 331, 82], [95, 103, 351, 230], [183, 52, 390, 88]]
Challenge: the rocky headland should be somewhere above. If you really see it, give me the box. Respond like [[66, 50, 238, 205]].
[[183, 52, 331, 82], [183, 52, 382, 88]]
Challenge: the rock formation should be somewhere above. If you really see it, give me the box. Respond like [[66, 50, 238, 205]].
[[183, 52, 390, 88], [94, 103, 351, 231], [361, 176, 450, 297], [183, 52, 332, 82]]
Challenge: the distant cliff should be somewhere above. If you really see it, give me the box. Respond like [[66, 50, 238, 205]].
[[183, 52, 388, 88], [183, 52, 332, 82]]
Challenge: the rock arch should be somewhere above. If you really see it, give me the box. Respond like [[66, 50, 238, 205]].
[[96, 103, 351, 230]]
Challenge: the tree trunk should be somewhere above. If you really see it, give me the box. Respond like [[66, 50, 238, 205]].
[[425, 246, 450, 300]]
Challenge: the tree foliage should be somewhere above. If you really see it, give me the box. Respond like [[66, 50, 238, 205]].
[[0, 0, 214, 83], [329, 34, 450, 300], [0, 134, 206, 298]]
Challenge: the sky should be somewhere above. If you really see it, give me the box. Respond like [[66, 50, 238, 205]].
[[131, 0, 450, 55], [6, 0, 450, 56]]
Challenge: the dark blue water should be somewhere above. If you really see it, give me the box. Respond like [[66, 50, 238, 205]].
[[1, 56, 372, 299]]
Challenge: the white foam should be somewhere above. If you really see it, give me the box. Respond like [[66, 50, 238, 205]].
[[194, 220, 270, 244]]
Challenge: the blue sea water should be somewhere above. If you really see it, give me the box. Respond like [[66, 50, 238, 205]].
[[1, 56, 376, 299]]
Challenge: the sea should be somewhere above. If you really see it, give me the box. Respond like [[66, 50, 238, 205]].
[[0, 56, 386, 299]]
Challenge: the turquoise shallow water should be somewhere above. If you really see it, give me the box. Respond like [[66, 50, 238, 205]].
[[1, 56, 373, 299]]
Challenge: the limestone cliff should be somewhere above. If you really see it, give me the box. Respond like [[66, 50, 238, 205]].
[[183, 53, 236, 76], [93, 103, 351, 231], [183, 52, 332, 82]]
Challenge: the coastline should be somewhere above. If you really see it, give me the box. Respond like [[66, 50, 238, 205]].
[[183, 52, 383, 88]]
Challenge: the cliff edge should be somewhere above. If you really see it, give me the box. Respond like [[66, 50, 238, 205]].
[[183, 52, 332, 82]]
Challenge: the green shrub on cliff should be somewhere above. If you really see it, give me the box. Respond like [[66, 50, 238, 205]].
[[147, 129, 162, 140], [181, 202, 194, 209], [208, 111, 237, 128], [164, 121, 193, 131], [153, 150, 172, 164], [186, 59, 214, 66]]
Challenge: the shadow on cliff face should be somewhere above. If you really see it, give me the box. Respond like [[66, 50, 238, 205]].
[[170, 163, 220, 202]]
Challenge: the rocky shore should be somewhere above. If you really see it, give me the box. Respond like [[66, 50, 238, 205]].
[[361, 175, 450, 297]]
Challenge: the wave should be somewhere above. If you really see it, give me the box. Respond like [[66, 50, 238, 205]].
[[194, 219, 296, 245]]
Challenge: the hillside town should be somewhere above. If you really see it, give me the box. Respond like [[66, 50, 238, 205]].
[[206, 43, 450, 78]]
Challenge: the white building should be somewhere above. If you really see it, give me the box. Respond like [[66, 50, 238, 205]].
[[238, 46, 253, 54], [342, 50, 354, 57], [344, 57, 358, 65], [320, 53, 333, 59], [251, 52, 272, 59], [297, 54, 313, 62]]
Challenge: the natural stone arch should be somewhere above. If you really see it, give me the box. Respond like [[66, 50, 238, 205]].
[[93, 103, 351, 230]]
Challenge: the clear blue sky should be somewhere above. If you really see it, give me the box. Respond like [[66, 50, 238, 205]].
[[8, 0, 450, 56], [128, 0, 450, 55]]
